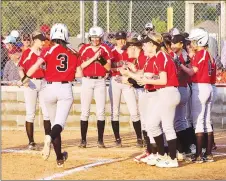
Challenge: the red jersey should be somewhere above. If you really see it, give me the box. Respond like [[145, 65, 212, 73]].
[[143, 56, 156, 91], [191, 49, 211, 83], [41, 44, 78, 82], [211, 58, 216, 84], [111, 47, 134, 76], [153, 51, 179, 89], [79, 43, 113, 77], [19, 48, 45, 78], [136, 51, 148, 70]]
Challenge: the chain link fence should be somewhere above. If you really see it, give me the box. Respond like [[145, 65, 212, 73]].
[[1, 1, 226, 82]]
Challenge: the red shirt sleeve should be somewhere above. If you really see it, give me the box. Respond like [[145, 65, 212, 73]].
[[156, 52, 167, 72], [18, 49, 30, 69]]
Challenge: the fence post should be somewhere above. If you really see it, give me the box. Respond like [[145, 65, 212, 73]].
[[80, 0, 85, 43], [93, 0, 98, 27], [167, 6, 173, 31], [221, 1, 226, 41], [128, 0, 133, 32], [107, 1, 110, 33], [185, 1, 194, 33]]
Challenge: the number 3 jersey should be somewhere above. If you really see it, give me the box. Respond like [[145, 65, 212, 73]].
[[41, 44, 79, 82]]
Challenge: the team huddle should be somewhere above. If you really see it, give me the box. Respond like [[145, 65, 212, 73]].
[[16, 22, 217, 168]]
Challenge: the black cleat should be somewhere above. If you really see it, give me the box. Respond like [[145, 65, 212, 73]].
[[97, 141, 106, 148], [136, 139, 143, 148], [28, 142, 37, 150], [57, 151, 68, 168], [203, 154, 214, 162], [194, 155, 204, 163], [115, 138, 122, 147], [78, 140, 87, 148]]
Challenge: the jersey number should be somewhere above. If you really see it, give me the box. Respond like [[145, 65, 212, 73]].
[[56, 54, 68, 72]]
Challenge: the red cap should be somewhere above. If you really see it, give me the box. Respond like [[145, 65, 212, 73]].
[[40, 24, 50, 33]]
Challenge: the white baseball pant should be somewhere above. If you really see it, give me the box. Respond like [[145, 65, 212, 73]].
[[43, 82, 73, 129], [186, 84, 193, 128], [80, 77, 106, 121], [109, 77, 140, 122], [135, 88, 146, 129], [142, 91, 158, 144], [24, 79, 49, 123], [146, 87, 180, 141], [192, 83, 213, 133], [174, 86, 189, 132]]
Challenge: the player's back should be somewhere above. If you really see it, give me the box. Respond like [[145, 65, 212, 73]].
[[43, 44, 78, 82]]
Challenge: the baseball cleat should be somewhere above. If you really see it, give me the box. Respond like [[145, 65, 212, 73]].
[[41, 135, 51, 160], [115, 138, 122, 147], [97, 141, 106, 148], [176, 151, 185, 162], [203, 154, 214, 162], [136, 139, 143, 148], [28, 142, 37, 150], [185, 154, 196, 163], [78, 140, 87, 148], [190, 144, 196, 154], [156, 156, 179, 168], [146, 153, 159, 165], [134, 151, 150, 163], [194, 155, 204, 163], [212, 143, 217, 151], [57, 151, 68, 168]]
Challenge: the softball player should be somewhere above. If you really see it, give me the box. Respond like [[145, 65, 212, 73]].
[[171, 34, 192, 159], [109, 31, 142, 148], [78, 26, 112, 148], [186, 28, 214, 163], [136, 32, 180, 168], [18, 31, 50, 150], [117, 34, 157, 162], [18, 23, 82, 167]]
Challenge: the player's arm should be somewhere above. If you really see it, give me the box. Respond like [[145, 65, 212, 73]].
[[80, 50, 101, 69], [137, 71, 167, 86], [18, 58, 44, 85], [103, 59, 111, 71], [75, 66, 83, 78], [179, 64, 197, 76]]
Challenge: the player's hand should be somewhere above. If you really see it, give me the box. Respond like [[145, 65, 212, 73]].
[[127, 62, 137, 72], [16, 80, 23, 87], [136, 76, 148, 86], [93, 50, 101, 61], [119, 67, 129, 76]]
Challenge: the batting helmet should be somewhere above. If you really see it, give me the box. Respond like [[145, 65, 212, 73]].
[[187, 28, 209, 47], [50, 23, 69, 42]]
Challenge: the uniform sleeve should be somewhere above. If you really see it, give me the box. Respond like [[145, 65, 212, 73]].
[[18, 50, 28, 69], [101, 45, 113, 61], [77, 45, 88, 66], [156, 52, 167, 72], [40, 47, 50, 62]]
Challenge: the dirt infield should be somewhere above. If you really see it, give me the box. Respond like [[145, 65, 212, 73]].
[[1, 129, 226, 180]]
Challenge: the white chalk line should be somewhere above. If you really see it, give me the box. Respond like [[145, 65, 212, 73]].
[[38, 158, 125, 180]]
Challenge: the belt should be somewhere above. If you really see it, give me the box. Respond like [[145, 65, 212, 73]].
[[157, 86, 178, 90], [47, 81, 69, 84], [145, 89, 157, 92], [32, 77, 43, 80], [85, 76, 104, 79]]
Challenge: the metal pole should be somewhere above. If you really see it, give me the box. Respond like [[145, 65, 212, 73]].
[[107, 1, 110, 33], [128, 0, 133, 32], [80, 0, 85, 43], [93, 0, 98, 27]]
